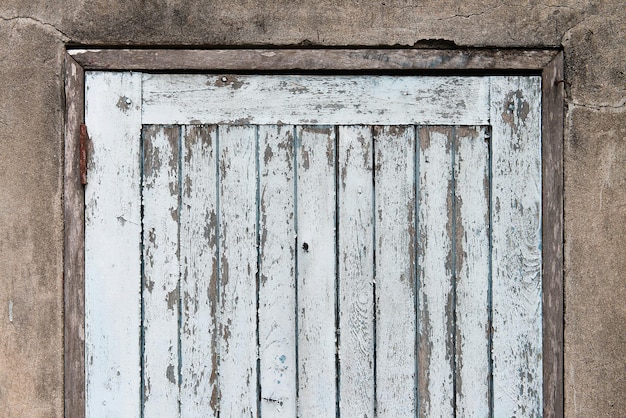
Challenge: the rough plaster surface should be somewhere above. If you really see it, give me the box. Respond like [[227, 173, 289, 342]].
[[565, 108, 626, 417], [0, 0, 624, 416], [0, 19, 65, 417]]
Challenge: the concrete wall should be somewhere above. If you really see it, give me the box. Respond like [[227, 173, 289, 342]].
[[0, 1, 623, 416]]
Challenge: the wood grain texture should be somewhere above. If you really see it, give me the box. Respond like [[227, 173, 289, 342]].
[[142, 125, 181, 417], [490, 76, 543, 417], [180, 125, 219, 416], [258, 125, 297, 417], [541, 52, 564, 418], [76, 63, 559, 416], [374, 125, 416, 416], [417, 126, 455, 417], [64, 53, 85, 418], [142, 74, 490, 126], [454, 127, 491, 417], [218, 125, 259, 417], [69, 48, 558, 71], [296, 126, 337, 417], [337, 126, 375, 416], [84, 71, 142, 417]]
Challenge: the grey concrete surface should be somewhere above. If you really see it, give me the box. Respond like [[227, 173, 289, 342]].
[[0, 0, 624, 416]]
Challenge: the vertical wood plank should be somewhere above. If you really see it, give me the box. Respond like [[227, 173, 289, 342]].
[[417, 126, 455, 417], [374, 125, 416, 416], [454, 127, 491, 417], [296, 125, 337, 417], [180, 125, 219, 417], [490, 76, 543, 417], [258, 125, 297, 417], [64, 53, 85, 418], [218, 125, 258, 417], [142, 125, 181, 417], [337, 126, 375, 416], [542, 53, 564, 418], [84, 71, 142, 417]]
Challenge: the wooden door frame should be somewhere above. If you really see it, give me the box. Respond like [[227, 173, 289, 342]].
[[64, 48, 564, 417]]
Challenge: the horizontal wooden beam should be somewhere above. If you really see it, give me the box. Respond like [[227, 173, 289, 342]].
[[68, 48, 559, 72]]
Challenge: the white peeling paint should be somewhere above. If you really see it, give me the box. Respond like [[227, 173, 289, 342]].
[[142, 74, 490, 126], [85, 71, 142, 418], [490, 76, 543, 417], [375, 125, 417, 416], [85, 72, 543, 417]]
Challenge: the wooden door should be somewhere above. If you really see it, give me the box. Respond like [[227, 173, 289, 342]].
[[84, 73, 542, 417]]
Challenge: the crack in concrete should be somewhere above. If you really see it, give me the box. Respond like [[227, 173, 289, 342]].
[[0, 15, 70, 41], [431, 7, 500, 21], [569, 99, 626, 112]]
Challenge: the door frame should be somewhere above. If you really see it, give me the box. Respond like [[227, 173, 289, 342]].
[[64, 47, 563, 417]]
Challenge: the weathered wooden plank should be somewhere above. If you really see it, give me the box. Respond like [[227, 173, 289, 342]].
[[218, 125, 258, 416], [541, 52, 564, 418], [454, 126, 491, 417], [142, 125, 181, 417], [142, 74, 490, 126], [374, 125, 416, 416], [64, 52, 85, 418], [84, 71, 142, 416], [258, 125, 297, 417], [490, 76, 543, 417], [180, 125, 219, 417], [337, 126, 375, 416], [70, 48, 558, 72], [417, 126, 455, 417], [296, 126, 337, 417]]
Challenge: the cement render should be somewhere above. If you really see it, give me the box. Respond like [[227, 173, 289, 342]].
[[0, 1, 623, 416]]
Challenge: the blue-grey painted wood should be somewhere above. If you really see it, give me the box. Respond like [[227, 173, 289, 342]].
[[142, 74, 490, 126], [337, 126, 375, 416], [218, 125, 259, 416], [490, 76, 543, 417], [258, 125, 298, 417], [296, 126, 337, 417], [142, 125, 181, 417], [417, 126, 455, 416], [374, 126, 417, 416], [84, 71, 142, 417], [454, 126, 491, 417], [85, 72, 544, 418], [180, 125, 220, 416]]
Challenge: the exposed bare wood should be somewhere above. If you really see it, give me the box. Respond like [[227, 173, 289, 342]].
[[541, 52, 564, 418], [79, 124, 88, 185], [69, 48, 558, 71], [63, 52, 85, 418]]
